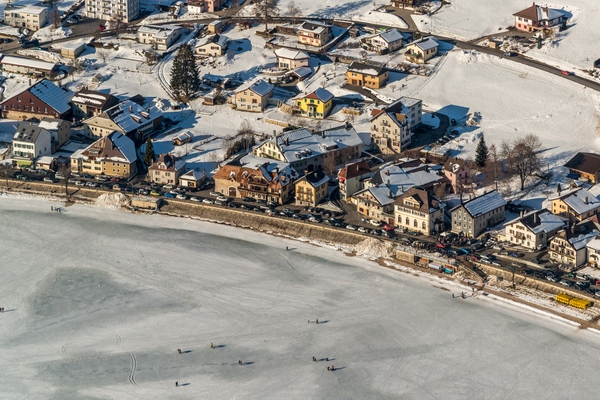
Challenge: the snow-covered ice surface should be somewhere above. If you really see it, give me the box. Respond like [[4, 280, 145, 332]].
[[3, 196, 600, 398]]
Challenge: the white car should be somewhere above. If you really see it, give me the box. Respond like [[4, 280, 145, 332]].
[[43, 177, 54, 183], [95, 176, 108, 182], [176, 194, 187, 200], [74, 181, 84, 186], [369, 219, 382, 227], [202, 198, 214, 204], [190, 197, 200, 202], [346, 224, 357, 231], [163, 184, 174, 190], [209, 191, 220, 197], [216, 195, 229, 202], [358, 226, 368, 233], [85, 182, 98, 187]]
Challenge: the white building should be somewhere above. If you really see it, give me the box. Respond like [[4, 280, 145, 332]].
[[274, 48, 310, 70], [504, 209, 566, 250], [12, 122, 52, 163], [361, 29, 404, 54], [86, 0, 140, 22], [3, 5, 48, 31], [138, 24, 184, 50], [195, 34, 228, 57], [405, 36, 439, 63]]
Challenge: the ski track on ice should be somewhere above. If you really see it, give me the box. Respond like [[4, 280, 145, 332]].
[[129, 352, 138, 387]]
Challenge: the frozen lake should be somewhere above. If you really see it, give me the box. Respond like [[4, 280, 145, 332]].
[[2, 196, 600, 399]]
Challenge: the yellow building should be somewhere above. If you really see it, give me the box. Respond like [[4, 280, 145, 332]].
[[234, 80, 274, 112], [70, 132, 137, 178], [345, 62, 389, 89], [295, 88, 334, 119], [549, 187, 600, 223], [405, 36, 439, 64], [295, 169, 329, 207]]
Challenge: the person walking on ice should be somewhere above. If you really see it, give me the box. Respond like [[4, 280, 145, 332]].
[[286, 246, 289, 251], [177, 349, 182, 354], [210, 342, 215, 349], [175, 381, 179, 387]]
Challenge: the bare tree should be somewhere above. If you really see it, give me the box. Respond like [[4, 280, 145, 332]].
[[501, 134, 542, 190], [323, 153, 337, 177], [49, 8, 61, 28], [286, 0, 301, 23], [58, 164, 72, 196], [253, 0, 280, 32], [1, 161, 13, 190], [110, 15, 128, 39], [359, 50, 368, 60], [389, 84, 396, 92], [96, 48, 110, 63], [485, 143, 502, 191]]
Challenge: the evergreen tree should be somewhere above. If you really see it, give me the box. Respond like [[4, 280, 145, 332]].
[[170, 44, 200, 101], [475, 134, 489, 167], [144, 138, 155, 167]]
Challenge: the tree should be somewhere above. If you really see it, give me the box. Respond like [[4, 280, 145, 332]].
[[485, 143, 502, 191], [143, 138, 155, 167], [170, 44, 200, 101], [253, 0, 280, 32], [287, 0, 301, 23], [58, 164, 72, 196], [96, 48, 110, 63], [501, 134, 542, 191], [359, 50, 368, 60], [475, 134, 488, 167], [110, 15, 128, 39], [49, 8, 61, 28]]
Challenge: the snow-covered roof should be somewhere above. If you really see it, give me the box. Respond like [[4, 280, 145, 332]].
[[289, 66, 312, 79], [274, 48, 310, 60], [57, 40, 88, 51], [513, 4, 565, 22], [298, 87, 334, 103], [549, 188, 600, 215], [103, 100, 163, 134], [569, 230, 599, 251], [81, 132, 136, 164], [0, 55, 56, 71], [180, 169, 203, 180], [27, 79, 73, 114], [36, 155, 55, 164], [379, 29, 403, 44], [235, 79, 274, 96], [71, 89, 117, 108], [196, 34, 228, 48], [302, 169, 328, 188], [347, 61, 386, 76], [138, 24, 182, 35], [299, 21, 331, 34], [586, 238, 600, 252], [7, 5, 46, 14], [505, 209, 565, 235], [454, 191, 506, 218], [408, 36, 438, 51]]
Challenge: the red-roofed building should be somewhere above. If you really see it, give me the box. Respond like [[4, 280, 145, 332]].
[[513, 3, 567, 32], [338, 159, 372, 201], [148, 153, 186, 185], [294, 88, 334, 119]]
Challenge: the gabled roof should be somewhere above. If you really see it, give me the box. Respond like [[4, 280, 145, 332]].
[[444, 158, 468, 173], [71, 89, 119, 109], [300, 169, 328, 188], [13, 123, 48, 144], [505, 209, 566, 235], [301, 88, 334, 103], [180, 169, 203, 181], [235, 79, 274, 97], [80, 132, 137, 164], [338, 160, 371, 180], [395, 187, 444, 214], [197, 33, 228, 48], [379, 29, 403, 44], [298, 21, 331, 34], [347, 61, 386, 76], [150, 153, 186, 172], [408, 36, 438, 51], [513, 4, 564, 22], [5, 5, 46, 14], [564, 152, 600, 175], [549, 188, 600, 215], [451, 190, 506, 218], [555, 220, 600, 250], [2, 79, 73, 114], [101, 100, 163, 134], [0, 55, 56, 71], [38, 117, 70, 132], [274, 48, 310, 60]]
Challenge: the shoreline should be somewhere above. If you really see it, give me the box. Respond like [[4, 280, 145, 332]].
[[1, 188, 598, 333]]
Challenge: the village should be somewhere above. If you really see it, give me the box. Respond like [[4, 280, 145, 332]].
[[0, 0, 599, 313]]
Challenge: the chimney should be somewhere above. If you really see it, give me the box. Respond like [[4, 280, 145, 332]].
[[571, 224, 576, 234], [385, 170, 390, 176], [585, 196, 589, 205], [533, 212, 537, 224], [304, 169, 308, 176], [285, 137, 289, 146], [345, 120, 350, 129], [129, 105, 133, 112], [322, 131, 326, 138], [388, 190, 392, 199], [386, 179, 390, 187]]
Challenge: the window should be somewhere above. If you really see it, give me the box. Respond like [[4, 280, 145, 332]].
[[414, 219, 417, 227], [405, 217, 409, 225], [422, 221, 426, 230]]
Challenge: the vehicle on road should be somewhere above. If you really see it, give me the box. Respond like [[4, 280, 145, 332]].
[[150, 190, 160, 196], [216, 195, 229, 202], [346, 224, 357, 231], [164, 192, 176, 198], [43, 177, 54, 183], [163, 184, 174, 189], [202, 198, 214, 204], [85, 182, 98, 187], [209, 191, 219, 197], [358, 226, 368, 233], [176, 194, 187, 200], [561, 70, 575, 76], [190, 197, 200, 202], [74, 181, 85, 186]]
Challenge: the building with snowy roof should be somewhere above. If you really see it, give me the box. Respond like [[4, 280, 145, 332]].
[[138, 24, 185, 50], [394, 188, 446, 235], [370, 96, 422, 154], [70, 132, 137, 178], [338, 159, 372, 201], [297, 21, 332, 47], [233, 79, 274, 113], [346, 62, 388, 89], [3, 5, 48, 31], [148, 153, 186, 185], [443, 158, 472, 194], [71, 89, 120, 120], [38, 117, 71, 153], [504, 209, 566, 250], [294, 88, 334, 119], [0, 54, 58, 78], [12, 122, 52, 166], [83, 100, 163, 143], [513, 2, 568, 33], [451, 190, 506, 237], [549, 187, 600, 224], [195, 34, 228, 57], [360, 29, 404, 54], [564, 152, 600, 183], [1, 79, 73, 121], [549, 220, 600, 268], [178, 169, 205, 189], [253, 124, 363, 173], [405, 36, 439, 63], [274, 48, 310, 70], [295, 169, 328, 207]]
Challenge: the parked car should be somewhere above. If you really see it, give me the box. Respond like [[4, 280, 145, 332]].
[[85, 182, 98, 187], [43, 177, 54, 183], [358, 226, 368, 233], [190, 197, 200, 202], [95, 176, 108, 182], [216, 195, 229, 202], [346, 224, 357, 231], [150, 190, 160, 196], [242, 196, 255, 202], [209, 191, 220, 197], [202, 198, 214, 204], [74, 181, 85, 186], [176, 194, 187, 200], [164, 192, 176, 198], [561, 70, 575, 76], [163, 184, 174, 189], [559, 280, 573, 287], [369, 219, 382, 227]]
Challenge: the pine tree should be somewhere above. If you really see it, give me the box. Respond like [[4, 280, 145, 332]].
[[475, 134, 489, 167], [144, 138, 155, 167], [170, 44, 200, 101]]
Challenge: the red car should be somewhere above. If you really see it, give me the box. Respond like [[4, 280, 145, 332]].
[[435, 243, 446, 249], [382, 224, 394, 232], [98, 25, 106, 31], [561, 70, 574, 76]]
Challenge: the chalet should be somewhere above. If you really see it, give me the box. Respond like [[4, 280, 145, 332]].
[[12, 123, 52, 166], [405, 36, 439, 63], [0, 79, 73, 121], [3, 5, 48, 31], [173, 131, 194, 146], [549, 187, 600, 223], [394, 188, 445, 235], [274, 48, 310, 70], [70, 132, 137, 178], [345, 62, 388, 89], [451, 191, 506, 237], [0, 55, 58, 77], [71, 89, 120, 120], [295, 169, 329, 207], [214, 160, 297, 204], [443, 158, 472, 194], [564, 152, 600, 183], [513, 3, 567, 33], [148, 153, 186, 185], [294, 88, 334, 119], [138, 24, 185, 51], [178, 169, 204, 189], [370, 97, 422, 153], [549, 220, 600, 268], [233, 80, 274, 112], [360, 29, 404, 54], [504, 209, 566, 250], [338, 159, 372, 201], [195, 34, 228, 57], [297, 21, 332, 47]]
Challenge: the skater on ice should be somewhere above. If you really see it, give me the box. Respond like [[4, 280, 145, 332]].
[[239, 360, 243, 365], [210, 342, 215, 349], [286, 246, 289, 251], [327, 366, 330, 371], [178, 349, 182, 354], [312, 356, 316, 362], [175, 381, 179, 387]]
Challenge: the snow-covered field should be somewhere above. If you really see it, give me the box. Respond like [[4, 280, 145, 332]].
[[3, 195, 600, 398]]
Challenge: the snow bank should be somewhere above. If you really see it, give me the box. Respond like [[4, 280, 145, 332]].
[[95, 193, 130, 209], [352, 11, 409, 29], [354, 237, 394, 259]]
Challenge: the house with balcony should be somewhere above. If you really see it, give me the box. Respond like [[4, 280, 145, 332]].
[[360, 29, 404, 54], [345, 62, 389, 89], [370, 97, 421, 154], [405, 36, 439, 63], [138, 24, 185, 50], [513, 3, 567, 33], [274, 48, 310, 70], [12, 123, 52, 167], [549, 220, 600, 268], [70, 132, 137, 178], [586, 238, 600, 267], [297, 21, 332, 47], [450, 190, 506, 238], [3, 5, 48, 31], [564, 152, 600, 183], [394, 188, 445, 235], [85, 0, 140, 22], [233, 79, 274, 113], [148, 153, 186, 185], [338, 159, 372, 201], [549, 187, 600, 224], [504, 209, 566, 250], [295, 169, 328, 207], [443, 158, 472, 194], [294, 88, 334, 119], [195, 34, 228, 57]]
